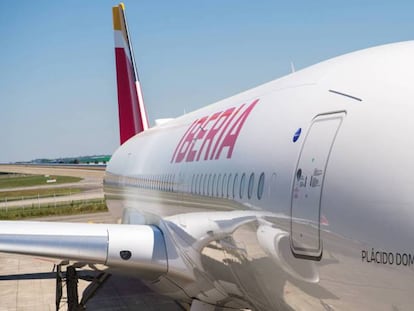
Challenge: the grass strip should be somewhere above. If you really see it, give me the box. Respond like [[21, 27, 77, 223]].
[[0, 199, 107, 220], [0, 188, 82, 202], [0, 174, 82, 189]]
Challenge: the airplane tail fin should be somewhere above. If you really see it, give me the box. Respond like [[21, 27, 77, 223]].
[[112, 3, 149, 145]]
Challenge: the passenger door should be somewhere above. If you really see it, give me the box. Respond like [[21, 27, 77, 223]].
[[291, 112, 345, 259]]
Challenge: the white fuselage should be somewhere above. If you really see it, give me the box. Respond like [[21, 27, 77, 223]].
[[105, 41, 414, 310]]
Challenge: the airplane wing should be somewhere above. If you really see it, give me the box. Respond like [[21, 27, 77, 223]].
[[0, 221, 167, 280]]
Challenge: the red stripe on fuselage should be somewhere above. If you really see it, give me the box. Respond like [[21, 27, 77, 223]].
[[115, 48, 144, 144]]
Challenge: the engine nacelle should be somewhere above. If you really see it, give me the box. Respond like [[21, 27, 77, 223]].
[[106, 225, 168, 279]]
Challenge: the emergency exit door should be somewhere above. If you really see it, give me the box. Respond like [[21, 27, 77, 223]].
[[291, 112, 345, 259]]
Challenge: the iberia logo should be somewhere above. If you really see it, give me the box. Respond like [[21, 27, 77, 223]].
[[171, 99, 259, 163]]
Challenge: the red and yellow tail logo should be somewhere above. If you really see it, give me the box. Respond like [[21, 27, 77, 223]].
[[113, 3, 149, 145]]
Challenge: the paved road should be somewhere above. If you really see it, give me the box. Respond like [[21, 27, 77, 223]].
[[0, 189, 104, 209], [0, 165, 105, 180], [0, 181, 101, 193]]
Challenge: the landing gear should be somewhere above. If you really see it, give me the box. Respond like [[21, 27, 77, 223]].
[[55, 264, 63, 310], [66, 266, 81, 311], [55, 263, 111, 311]]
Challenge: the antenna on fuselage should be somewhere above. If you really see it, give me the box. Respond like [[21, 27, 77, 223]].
[[290, 61, 296, 73]]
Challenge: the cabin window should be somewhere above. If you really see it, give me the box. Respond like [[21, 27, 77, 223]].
[[212, 174, 217, 197], [248, 173, 255, 199], [191, 174, 195, 193], [207, 174, 212, 196], [240, 173, 246, 199], [217, 174, 222, 197], [164, 175, 167, 191], [199, 174, 204, 195], [233, 174, 239, 199], [194, 174, 198, 194], [222, 174, 227, 197], [204, 174, 208, 196], [227, 173, 232, 198], [258, 172, 265, 200]]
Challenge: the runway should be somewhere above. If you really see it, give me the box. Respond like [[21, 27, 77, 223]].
[[0, 165, 104, 209], [0, 165, 105, 180]]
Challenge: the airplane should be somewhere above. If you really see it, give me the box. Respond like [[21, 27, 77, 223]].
[[1, 3, 414, 310]]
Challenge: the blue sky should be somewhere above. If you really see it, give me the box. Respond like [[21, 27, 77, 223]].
[[0, 1, 413, 163]]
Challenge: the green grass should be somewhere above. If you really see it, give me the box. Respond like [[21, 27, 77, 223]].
[[0, 174, 82, 189], [0, 199, 108, 220], [0, 188, 82, 201]]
